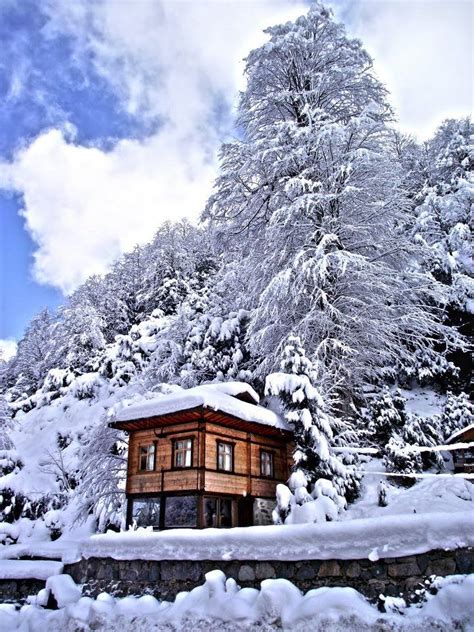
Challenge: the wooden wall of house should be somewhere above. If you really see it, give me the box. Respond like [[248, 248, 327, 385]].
[[126, 417, 292, 499]]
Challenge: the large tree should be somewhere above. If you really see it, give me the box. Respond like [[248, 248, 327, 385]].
[[204, 4, 455, 410]]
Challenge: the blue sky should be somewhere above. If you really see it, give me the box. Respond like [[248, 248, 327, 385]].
[[0, 0, 472, 355]]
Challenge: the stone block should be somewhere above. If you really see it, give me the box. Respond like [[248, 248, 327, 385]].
[[238, 565, 255, 582], [346, 562, 361, 578], [426, 558, 456, 577], [387, 562, 420, 578], [273, 561, 295, 579], [318, 561, 341, 577], [149, 564, 160, 582], [455, 550, 474, 574], [256, 562, 276, 580], [296, 564, 316, 581]]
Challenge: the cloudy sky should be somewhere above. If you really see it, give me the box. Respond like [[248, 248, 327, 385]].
[[0, 0, 472, 354]]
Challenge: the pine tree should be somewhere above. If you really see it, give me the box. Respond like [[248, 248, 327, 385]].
[[7, 308, 54, 398], [441, 391, 473, 440], [266, 335, 359, 503], [367, 388, 408, 447]]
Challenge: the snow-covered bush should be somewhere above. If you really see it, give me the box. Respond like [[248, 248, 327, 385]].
[[43, 509, 64, 541], [367, 388, 408, 447], [383, 437, 423, 487], [273, 471, 345, 525], [441, 391, 473, 440], [377, 480, 389, 507]]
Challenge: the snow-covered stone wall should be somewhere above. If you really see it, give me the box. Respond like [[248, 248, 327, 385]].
[[63, 547, 474, 602]]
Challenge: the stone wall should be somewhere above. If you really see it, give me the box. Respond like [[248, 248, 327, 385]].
[[0, 578, 46, 604], [64, 547, 473, 602]]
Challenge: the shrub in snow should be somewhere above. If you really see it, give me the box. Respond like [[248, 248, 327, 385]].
[[43, 509, 64, 541], [367, 387, 408, 447], [441, 391, 473, 440], [402, 414, 444, 471], [67, 373, 105, 400], [266, 336, 360, 505], [377, 480, 389, 507], [273, 471, 345, 525], [383, 437, 423, 487]]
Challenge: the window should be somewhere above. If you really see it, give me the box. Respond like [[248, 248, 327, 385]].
[[217, 441, 234, 472], [260, 450, 274, 477], [139, 443, 156, 471], [164, 495, 197, 528], [131, 497, 161, 528], [203, 497, 233, 528], [173, 438, 193, 468]]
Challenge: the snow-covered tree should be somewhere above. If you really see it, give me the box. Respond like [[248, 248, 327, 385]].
[[411, 118, 473, 387], [75, 421, 127, 532], [55, 304, 106, 374], [7, 308, 55, 398], [367, 388, 408, 447], [204, 4, 455, 409], [440, 391, 473, 440], [266, 335, 359, 504]]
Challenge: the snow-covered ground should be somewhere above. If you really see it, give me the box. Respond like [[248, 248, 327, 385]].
[[0, 570, 473, 631], [346, 457, 474, 519], [60, 509, 473, 564]]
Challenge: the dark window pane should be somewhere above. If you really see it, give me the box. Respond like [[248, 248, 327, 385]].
[[132, 497, 161, 528], [165, 496, 197, 528], [204, 497, 218, 528], [220, 498, 232, 527]]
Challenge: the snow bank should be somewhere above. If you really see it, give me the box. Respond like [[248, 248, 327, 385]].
[[0, 560, 63, 580], [0, 570, 473, 630], [72, 510, 474, 564], [114, 382, 288, 430]]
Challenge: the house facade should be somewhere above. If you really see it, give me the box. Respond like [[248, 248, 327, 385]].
[[111, 383, 293, 529]]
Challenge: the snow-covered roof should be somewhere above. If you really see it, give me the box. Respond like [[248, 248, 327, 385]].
[[446, 424, 474, 444], [115, 382, 289, 432]]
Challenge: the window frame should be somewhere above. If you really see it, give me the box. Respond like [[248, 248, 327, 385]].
[[138, 442, 157, 472], [203, 495, 234, 528], [260, 448, 275, 478], [216, 440, 235, 473], [172, 436, 194, 469]]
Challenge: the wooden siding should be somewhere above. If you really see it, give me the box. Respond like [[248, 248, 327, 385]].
[[126, 416, 292, 499]]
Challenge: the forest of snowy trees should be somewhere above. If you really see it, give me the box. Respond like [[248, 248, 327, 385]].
[[0, 5, 472, 533]]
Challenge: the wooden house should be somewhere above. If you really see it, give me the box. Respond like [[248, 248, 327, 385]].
[[446, 424, 474, 474], [111, 382, 293, 529]]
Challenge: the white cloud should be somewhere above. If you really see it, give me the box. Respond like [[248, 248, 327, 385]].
[[338, 0, 473, 139], [0, 124, 218, 292], [1, 0, 471, 295], [0, 339, 17, 361], [0, 0, 307, 293]]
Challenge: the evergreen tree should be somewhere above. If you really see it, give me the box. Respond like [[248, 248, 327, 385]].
[[266, 335, 359, 502], [7, 309, 55, 398], [441, 391, 473, 440]]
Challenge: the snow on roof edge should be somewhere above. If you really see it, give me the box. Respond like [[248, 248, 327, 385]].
[[446, 423, 474, 444], [114, 383, 289, 432]]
